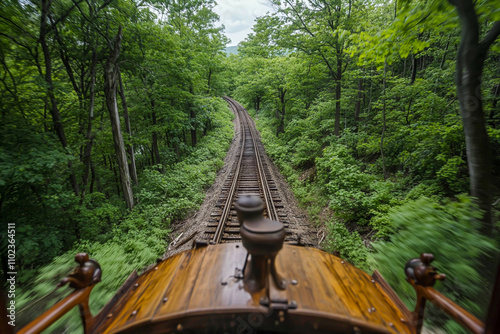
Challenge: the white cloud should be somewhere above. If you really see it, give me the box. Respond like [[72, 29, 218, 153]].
[[214, 0, 274, 46]]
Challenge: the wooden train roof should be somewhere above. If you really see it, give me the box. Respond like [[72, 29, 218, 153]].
[[93, 244, 413, 334]]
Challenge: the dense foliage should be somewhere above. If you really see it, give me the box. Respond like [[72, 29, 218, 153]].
[[17, 104, 233, 331], [1, 0, 499, 332], [0, 0, 234, 329], [233, 0, 499, 330]]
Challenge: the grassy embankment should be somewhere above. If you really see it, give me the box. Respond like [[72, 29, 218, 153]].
[[17, 99, 234, 333]]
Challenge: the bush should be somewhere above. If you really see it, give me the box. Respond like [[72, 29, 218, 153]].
[[316, 144, 401, 225], [369, 196, 497, 332], [17, 100, 235, 332], [324, 221, 368, 269]]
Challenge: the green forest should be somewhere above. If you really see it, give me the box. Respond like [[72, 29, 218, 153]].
[[1, 0, 499, 332]]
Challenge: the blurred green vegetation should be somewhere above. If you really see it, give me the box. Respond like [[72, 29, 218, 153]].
[[15, 102, 234, 332], [0, 0, 235, 330], [232, 0, 500, 331]]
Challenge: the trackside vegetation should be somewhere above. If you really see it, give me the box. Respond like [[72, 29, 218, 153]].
[[232, 0, 499, 331], [1, 0, 499, 333], [0, 0, 234, 330], [17, 101, 234, 332]]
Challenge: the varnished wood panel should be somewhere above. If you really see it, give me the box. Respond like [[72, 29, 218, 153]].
[[152, 247, 208, 316], [342, 256, 410, 332], [101, 251, 187, 333], [184, 243, 261, 311], [276, 246, 349, 315], [101, 244, 413, 334], [372, 270, 413, 321]]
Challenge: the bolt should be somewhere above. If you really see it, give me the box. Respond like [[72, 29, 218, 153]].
[[131, 310, 137, 316], [291, 279, 298, 285], [134, 283, 139, 288], [163, 297, 168, 303], [107, 313, 113, 318], [177, 323, 183, 331]]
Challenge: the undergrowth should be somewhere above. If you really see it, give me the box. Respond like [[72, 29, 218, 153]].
[[17, 100, 234, 332], [252, 106, 498, 332]]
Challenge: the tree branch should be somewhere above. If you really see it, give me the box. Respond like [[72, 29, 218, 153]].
[[479, 21, 500, 53], [98, 0, 115, 11], [285, 0, 316, 38], [0, 14, 36, 39], [45, 0, 86, 34], [320, 53, 337, 80], [0, 32, 32, 51]]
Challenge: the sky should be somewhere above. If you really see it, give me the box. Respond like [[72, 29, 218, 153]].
[[214, 0, 274, 46]]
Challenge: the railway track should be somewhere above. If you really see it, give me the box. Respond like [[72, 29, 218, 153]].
[[197, 97, 297, 245]]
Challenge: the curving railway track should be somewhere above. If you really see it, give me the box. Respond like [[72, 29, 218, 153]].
[[196, 97, 297, 245]]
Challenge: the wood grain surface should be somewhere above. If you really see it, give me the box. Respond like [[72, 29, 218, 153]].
[[96, 244, 414, 334]]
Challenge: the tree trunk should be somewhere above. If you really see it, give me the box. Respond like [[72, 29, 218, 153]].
[[118, 70, 138, 185], [81, 47, 97, 198], [450, 0, 500, 231], [440, 35, 451, 70], [490, 84, 499, 122], [40, 0, 79, 196], [277, 91, 286, 135], [381, 62, 387, 179], [151, 100, 161, 165], [354, 77, 364, 121], [410, 54, 417, 84], [189, 85, 197, 147], [104, 26, 134, 210], [334, 57, 342, 136], [207, 68, 212, 95]]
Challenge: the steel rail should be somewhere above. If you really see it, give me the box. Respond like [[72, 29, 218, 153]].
[[225, 97, 279, 221], [211, 97, 245, 244], [241, 104, 279, 222], [210, 97, 282, 244]]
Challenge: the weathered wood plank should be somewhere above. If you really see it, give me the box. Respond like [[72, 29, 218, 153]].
[[186, 244, 256, 311], [153, 248, 208, 316], [102, 252, 186, 333], [101, 244, 412, 334]]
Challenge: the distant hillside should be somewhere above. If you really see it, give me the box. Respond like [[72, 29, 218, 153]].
[[224, 46, 239, 55]]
